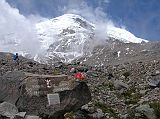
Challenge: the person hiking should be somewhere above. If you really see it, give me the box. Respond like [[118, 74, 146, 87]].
[[13, 53, 19, 64]]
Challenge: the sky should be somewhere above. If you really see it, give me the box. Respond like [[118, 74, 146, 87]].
[[0, 0, 159, 56], [5, 0, 160, 41]]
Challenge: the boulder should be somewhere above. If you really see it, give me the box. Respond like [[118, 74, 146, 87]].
[[0, 71, 26, 104], [16, 80, 91, 118], [135, 104, 156, 119], [0, 102, 18, 118], [148, 75, 160, 88]]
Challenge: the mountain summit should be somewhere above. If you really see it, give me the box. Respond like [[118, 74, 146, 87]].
[[35, 14, 148, 63], [36, 14, 95, 63]]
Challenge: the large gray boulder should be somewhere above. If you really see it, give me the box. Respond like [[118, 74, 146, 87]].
[[16, 81, 91, 118], [0, 102, 18, 118], [0, 71, 25, 104]]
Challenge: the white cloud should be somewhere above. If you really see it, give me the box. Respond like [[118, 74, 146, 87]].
[[0, 0, 44, 56], [0, 0, 114, 59], [60, 0, 115, 41]]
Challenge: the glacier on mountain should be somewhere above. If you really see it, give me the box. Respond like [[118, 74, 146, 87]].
[[0, 13, 148, 63], [35, 14, 148, 63]]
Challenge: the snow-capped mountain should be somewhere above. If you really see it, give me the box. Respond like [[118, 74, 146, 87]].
[[35, 14, 148, 63], [0, 13, 149, 63], [36, 14, 95, 63]]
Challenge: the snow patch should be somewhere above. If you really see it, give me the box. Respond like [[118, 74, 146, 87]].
[[107, 27, 148, 43]]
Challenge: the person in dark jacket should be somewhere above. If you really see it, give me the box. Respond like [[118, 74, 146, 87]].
[[13, 53, 19, 64], [13, 53, 18, 60]]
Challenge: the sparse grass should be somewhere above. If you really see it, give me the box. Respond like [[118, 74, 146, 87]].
[[52, 69, 61, 75], [95, 102, 120, 119], [122, 89, 142, 105], [108, 82, 114, 90], [126, 110, 137, 119], [150, 101, 160, 119], [126, 110, 148, 119], [101, 82, 114, 90]]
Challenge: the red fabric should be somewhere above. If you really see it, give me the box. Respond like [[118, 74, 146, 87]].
[[74, 72, 85, 80]]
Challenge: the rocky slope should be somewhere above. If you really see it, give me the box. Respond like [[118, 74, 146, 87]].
[[0, 52, 91, 119], [0, 52, 160, 119], [80, 40, 160, 67]]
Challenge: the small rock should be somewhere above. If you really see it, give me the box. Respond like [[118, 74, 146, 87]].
[[81, 104, 89, 111], [96, 109, 104, 118], [86, 71, 98, 77], [114, 80, 129, 90], [88, 107, 96, 113], [148, 77, 160, 88], [139, 90, 147, 95], [70, 68, 76, 73], [155, 70, 160, 75], [15, 112, 26, 119], [77, 66, 88, 72], [88, 108, 104, 119], [135, 113, 141, 117], [25, 115, 41, 119], [135, 104, 156, 119]]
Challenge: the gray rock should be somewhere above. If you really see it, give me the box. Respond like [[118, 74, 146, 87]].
[[86, 71, 98, 77], [0, 102, 18, 118], [53, 62, 63, 68], [16, 81, 91, 118], [114, 80, 129, 90], [81, 104, 89, 111], [77, 66, 88, 72], [155, 70, 160, 75], [81, 104, 96, 114], [88, 108, 104, 119], [15, 112, 26, 119], [135, 104, 156, 119], [148, 75, 160, 88], [139, 90, 147, 95], [88, 107, 96, 114], [96, 109, 104, 118], [25, 115, 40, 119], [0, 71, 26, 104], [70, 67, 76, 73]]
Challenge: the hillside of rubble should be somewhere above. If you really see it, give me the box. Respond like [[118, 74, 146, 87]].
[[0, 52, 160, 119]]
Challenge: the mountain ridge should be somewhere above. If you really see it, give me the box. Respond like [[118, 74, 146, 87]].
[[35, 13, 148, 63]]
